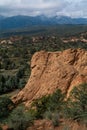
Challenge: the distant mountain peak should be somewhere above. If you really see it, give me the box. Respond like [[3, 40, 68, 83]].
[[0, 15, 87, 31]]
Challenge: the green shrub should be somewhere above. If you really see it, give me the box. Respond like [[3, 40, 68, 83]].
[[44, 111, 60, 127], [51, 112, 60, 127], [0, 96, 15, 120], [62, 125, 70, 130], [43, 110, 52, 120], [48, 89, 65, 112], [32, 89, 65, 119], [64, 83, 87, 123], [16, 67, 25, 79], [0, 126, 2, 130], [8, 105, 34, 130], [18, 79, 26, 89], [32, 95, 50, 119]]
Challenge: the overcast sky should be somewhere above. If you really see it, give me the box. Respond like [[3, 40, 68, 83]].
[[0, 0, 86, 18]]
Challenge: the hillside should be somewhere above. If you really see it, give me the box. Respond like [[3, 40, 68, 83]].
[[1, 32, 87, 96], [0, 30, 87, 130], [13, 48, 87, 106], [0, 15, 87, 31]]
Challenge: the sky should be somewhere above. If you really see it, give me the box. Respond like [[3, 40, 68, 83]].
[[0, 0, 86, 18]]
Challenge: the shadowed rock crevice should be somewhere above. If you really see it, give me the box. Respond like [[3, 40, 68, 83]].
[[39, 52, 50, 78]]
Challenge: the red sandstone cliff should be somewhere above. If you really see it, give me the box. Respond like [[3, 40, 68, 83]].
[[13, 49, 87, 106]]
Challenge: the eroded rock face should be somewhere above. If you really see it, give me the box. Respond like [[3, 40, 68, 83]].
[[13, 49, 87, 106]]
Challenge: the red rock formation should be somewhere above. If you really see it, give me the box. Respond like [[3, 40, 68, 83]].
[[13, 49, 87, 106]]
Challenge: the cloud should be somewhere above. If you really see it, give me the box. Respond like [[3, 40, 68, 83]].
[[0, 0, 87, 18], [61, 0, 87, 18]]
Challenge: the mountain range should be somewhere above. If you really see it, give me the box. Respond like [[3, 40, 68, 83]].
[[0, 15, 87, 31]]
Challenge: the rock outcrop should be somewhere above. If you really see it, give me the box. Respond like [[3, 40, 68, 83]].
[[13, 49, 87, 106], [27, 119, 87, 130]]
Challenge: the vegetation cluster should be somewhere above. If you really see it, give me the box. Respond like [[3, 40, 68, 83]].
[[0, 84, 87, 129]]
